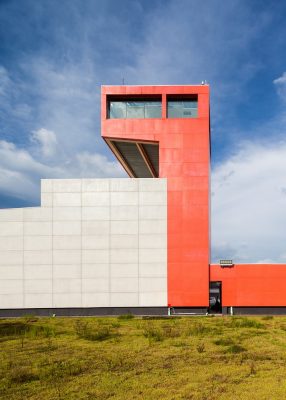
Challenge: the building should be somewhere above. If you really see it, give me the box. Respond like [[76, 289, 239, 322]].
[[0, 84, 286, 316]]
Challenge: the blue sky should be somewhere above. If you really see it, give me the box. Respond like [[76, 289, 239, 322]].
[[1, 0, 286, 263]]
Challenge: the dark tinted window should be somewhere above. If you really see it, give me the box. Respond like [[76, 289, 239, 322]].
[[167, 99, 198, 118]]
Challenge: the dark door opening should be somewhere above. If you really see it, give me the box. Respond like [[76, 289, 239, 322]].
[[209, 281, 222, 314]]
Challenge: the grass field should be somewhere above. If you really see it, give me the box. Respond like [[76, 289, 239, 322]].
[[1, 315, 286, 399]]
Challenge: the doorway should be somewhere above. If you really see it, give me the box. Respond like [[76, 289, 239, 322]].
[[209, 281, 222, 314]]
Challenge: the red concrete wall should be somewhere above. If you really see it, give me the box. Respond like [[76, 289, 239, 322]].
[[101, 85, 210, 307], [210, 264, 286, 306]]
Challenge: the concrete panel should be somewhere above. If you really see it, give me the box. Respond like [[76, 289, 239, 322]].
[[82, 221, 109, 235], [0, 251, 23, 265], [82, 179, 110, 192], [82, 192, 109, 207], [82, 235, 109, 250], [82, 278, 109, 293], [0, 222, 23, 236], [139, 263, 167, 277], [139, 220, 167, 234], [111, 278, 138, 293], [53, 193, 81, 207], [53, 207, 81, 221], [53, 264, 81, 279], [0, 209, 23, 221], [139, 191, 167, 206], [111, 263, 138, 278], [25, 294, 52, 308], [139, 249, 167, 264], [53, 221, 81, 235], [41, 179, 53, 193], [53, 279, 81, 293], [82, 293, 109, 307], [0, 266, 23, 279], [25, 265, 52, 280], [0, 236, 23, 251], [110, 293, 138, 307], [24, 222, 52, 236], [0, 294, 23, 308], [110, 235, 138, 249], [23, 207, 52, 221], [110, 192, 138, 206], [82, 207, 110, 221], [53, 250, 81, 264], [0, 177, 168, 310], [139, 178, 167, 192], [24, 236, 52, 250], [139, 206, 166, 220], [41, 193, 53, 207], [0, 280, 22, 294], [53, 236, 81, 250], [24, 279, 52, 294], [53, 293, 82, 308], [110, 179, 138, 192], [82, 264, 109, 278], [111, 220, 138, 235], [82, 250, 109, 264], [139, 277, 167, 292], [139, 234, 166, 249], [53, 179, 81, 192], [24, 251, 52, 265], [110, 206, 138, 220], [139, 292, 167, 307], [110, 249, 138, 263]]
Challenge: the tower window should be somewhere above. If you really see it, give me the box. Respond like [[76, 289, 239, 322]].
[[167, 96, 198, 118], [108, 99, 162, 119]]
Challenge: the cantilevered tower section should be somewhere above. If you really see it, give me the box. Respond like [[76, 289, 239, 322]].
[[101, 85, 210, 308]]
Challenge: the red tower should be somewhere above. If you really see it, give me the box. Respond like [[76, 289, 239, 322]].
[[101, 85, 210, 308]]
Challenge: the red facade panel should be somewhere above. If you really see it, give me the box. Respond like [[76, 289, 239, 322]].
[[101, 85, 210, 307], [210, 264, 286, 306]]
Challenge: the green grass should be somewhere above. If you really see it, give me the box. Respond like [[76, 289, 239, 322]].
[[1, 315, 286, 399]]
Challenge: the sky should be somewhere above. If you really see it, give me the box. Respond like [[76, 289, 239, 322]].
[[1, 0, 286, 263]]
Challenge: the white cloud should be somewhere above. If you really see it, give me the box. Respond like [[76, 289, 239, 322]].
[[273, 72, 286, 100], [0, 66, 11, 96], [0, 133, 125, 203], [212, 140, 286, 263], [31, 128, 58, 158]]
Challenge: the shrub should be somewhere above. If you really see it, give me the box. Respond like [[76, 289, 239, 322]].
[[143, 323, 163, 342], [226, 344, 246, 354], [196, 342, 205, 353], [162, 324, 181, 338], [249, 361, 256, 375], [22, 314, 38, 323], [9, 366, 38, 384], [188, 322, 211, 336], [118, 313, 134, 320], [213, 337, 234, 346], [74, 320, 114, 341], [230, 318, 264, 329], [261, 315, 273, 321], [74, 320, 89, 337]]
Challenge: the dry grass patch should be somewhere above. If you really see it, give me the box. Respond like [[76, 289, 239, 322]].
[[1, 316, 286, 399]]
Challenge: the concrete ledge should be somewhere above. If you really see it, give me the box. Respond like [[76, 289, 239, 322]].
[[0, 307, 168, 317], [232, 307, 286, 315], [171, 307, 208, 315]]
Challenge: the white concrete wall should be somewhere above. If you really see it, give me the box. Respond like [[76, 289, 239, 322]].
[[0, 178, 167, 309]]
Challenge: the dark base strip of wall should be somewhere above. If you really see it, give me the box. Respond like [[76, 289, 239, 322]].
[[171, 307, 208, 315], [232, 307, 286, 315], [0, 307, 168, 318]]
